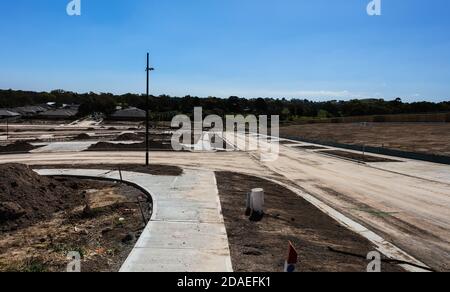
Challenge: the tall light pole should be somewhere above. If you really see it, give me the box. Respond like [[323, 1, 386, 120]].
[[145, 53, 155, 166], [6, 118, 9, 141]]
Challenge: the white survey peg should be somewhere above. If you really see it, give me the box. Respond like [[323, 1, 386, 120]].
[[246, 188, 265, 221], [251, 188, 264, 214], [245, 192, 252, 216]]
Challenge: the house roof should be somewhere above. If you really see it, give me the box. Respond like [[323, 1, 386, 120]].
[[38, 109, 78, 117], [0, 109, 21, 118], [13, 106, 47, 115], [111, 107, 146, 118]]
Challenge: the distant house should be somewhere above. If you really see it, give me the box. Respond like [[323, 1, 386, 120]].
[[0, 109, 21, 119], [62, 104, 80, 111], [110, 107, 146, 120], [38, 109, 78, 119], [13, 106, 47, 117]]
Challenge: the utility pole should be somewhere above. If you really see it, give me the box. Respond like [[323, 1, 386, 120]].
[[145, 53, 155, 166]]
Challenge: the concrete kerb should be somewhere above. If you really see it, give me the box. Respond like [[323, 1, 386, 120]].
[[38, 171, 155, 211]]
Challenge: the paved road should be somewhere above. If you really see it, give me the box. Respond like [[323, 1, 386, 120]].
[[1, 139, 449, 271]]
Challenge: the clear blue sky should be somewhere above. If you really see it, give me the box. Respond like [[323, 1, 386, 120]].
[[0, 0, 449, 102]]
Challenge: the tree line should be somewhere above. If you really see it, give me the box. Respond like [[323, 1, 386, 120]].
[[1, 89, 449, 121]]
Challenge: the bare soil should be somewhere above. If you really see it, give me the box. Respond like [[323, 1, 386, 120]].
[[279, 140, 299, 145], [293, 145, 328, 150], [86, 133, 230, 152], [320, 150, 400, 163], [32, 164, 183, 176], [73, 133, 92, 140], [0, 164, 151, 272], [280, 123, 450, 156], [0, 141, 37, 154], [86, 141, 174, 151], [1, 119, 75, 126], [216, 171, 404, 272], [114, 133, 142, 141], [0, 164, 84, 232]]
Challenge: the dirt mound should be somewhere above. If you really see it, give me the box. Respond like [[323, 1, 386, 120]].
[[114, 133, 141, 141], [0, 164, 84, 231], [87, 141, 176, 151], [0, 176, 152, 272], [0, 141, 37, 154], [74, 133, 92, 140]]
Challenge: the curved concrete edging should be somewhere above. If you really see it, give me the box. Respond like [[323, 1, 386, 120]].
[[35, 168, 233, 272], [34, 166, 430, 272], [41, 172, 156, 215]]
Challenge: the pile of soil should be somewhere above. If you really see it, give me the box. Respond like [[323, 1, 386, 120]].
[[0, 172, 152, 272], [0, 141, 37, 154], [216, 171, 404, 272], [0, 164, 84, 231], [114, 133, 142, 141], [73, 133, 92, 140], [86, 141, 176, 152]]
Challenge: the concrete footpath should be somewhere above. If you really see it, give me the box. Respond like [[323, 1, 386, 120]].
[[35, 168, 233, 272]]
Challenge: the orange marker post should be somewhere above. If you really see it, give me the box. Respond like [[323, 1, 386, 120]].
[[284, 241, 298, 272]]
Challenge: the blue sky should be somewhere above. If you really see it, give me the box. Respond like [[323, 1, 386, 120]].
[[0, 0, 449, 102]]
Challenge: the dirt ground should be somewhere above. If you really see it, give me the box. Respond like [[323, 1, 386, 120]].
[[215, 171, 404, 272], [320, 150, 400, 163], [73, 133, 93, 140], [114, 133, 142, 141], [32, 164, 183, 176], [292, 145, 328, 150], [0, 141, 37, 154], [0, 164, 151, 272], [86, 141, 175, 152], [85, 133, 229, 152], [280, 123, 450, 156]]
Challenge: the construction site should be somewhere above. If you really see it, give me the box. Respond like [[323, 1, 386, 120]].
[[1, 1, 449, 277], [0, 116, 448, 273]]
